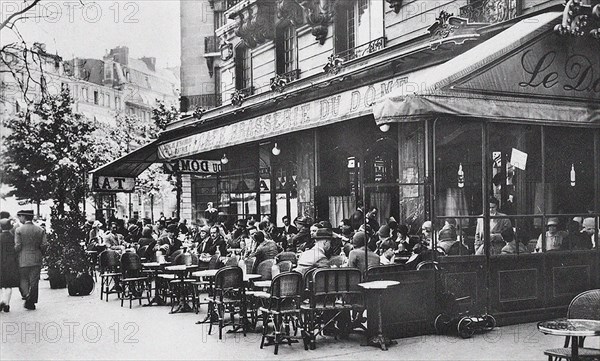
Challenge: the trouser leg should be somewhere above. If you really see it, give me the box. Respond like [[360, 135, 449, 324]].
[[0, 288, 13, 304], [22, 266, 40, 304], [20, 267, 31, 300]]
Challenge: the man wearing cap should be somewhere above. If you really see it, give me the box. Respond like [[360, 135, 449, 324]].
[[582, 217, 598, 249], [536, 218, 566, 252], [295, 228, 332, 275], [15, 210, 47, 310]]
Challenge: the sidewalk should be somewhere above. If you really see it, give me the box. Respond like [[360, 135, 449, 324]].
[[0, 278, 577, 360]]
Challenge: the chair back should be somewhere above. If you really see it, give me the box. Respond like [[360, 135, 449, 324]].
[[327, 255, 345, 267], [99, 250, 120, 271], [268, 272, 303, 312], [416, 260, 439, 270], [225, 256, 239, 267], [276, 260, 293, 273], [309, 268, 362, 308], [276, 251, 297, 265], [120, 252, 142, 277], [567, 289, 600, 320], [215, 266, 244, 290], [256, 259, 276, 280]]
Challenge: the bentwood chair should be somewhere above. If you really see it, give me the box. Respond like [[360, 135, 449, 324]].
[[276, 260, 293, 273], [259, 272, 304, 355], [99, 250, 122, 302], [544, 289, 600, 361], [168, 251, 198, 312], [119, 252, 151, 308], [207, 266, 248, 340]]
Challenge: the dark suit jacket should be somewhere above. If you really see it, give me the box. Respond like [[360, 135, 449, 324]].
[[15, 222, 47, 267], [350, 209, 364, 230]]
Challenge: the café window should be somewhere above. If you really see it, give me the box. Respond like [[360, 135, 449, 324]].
[[434, 119, 483, 255], [235, 45, 252, 91], [275, 22, 297, 75]]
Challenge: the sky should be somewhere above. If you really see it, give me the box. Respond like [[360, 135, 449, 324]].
[[1, 0, 181, 68]]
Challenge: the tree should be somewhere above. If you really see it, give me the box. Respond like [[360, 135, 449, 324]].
[[152, 99, 179, 130], [2, 87, 103, 214]]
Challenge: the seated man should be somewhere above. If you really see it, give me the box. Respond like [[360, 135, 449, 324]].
[[500, 228, 528, 255], [378, 239, 395, 265], [437, 227, 468, 256], [294, 229, 332, 276], [475, 197, 512, 255], [582, 217, 598, 249], [101, 223, 125, 250], [347, 232, 380, 277]]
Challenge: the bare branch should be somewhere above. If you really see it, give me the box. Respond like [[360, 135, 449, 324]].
[[0, 0, 43, 32]]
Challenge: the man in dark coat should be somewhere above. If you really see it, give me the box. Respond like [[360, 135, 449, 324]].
[[350, 201, 364, 231], [290, 216, 312, 252], [14, 210, 47, 310]]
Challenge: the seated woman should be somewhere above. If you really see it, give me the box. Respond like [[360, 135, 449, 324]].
[[347, 232, 380, 277], [501, 228, 528, 255], [536, 217, 566, 252]]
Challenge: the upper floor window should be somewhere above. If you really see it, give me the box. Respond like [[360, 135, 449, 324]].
[[276, 22, 297, 75], [334, 0, 384, 61], [235, 45, 251, 91]]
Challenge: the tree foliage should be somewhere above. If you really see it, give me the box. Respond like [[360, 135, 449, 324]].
[[152, 99, 179, 130], [2, 88, 103, 213]]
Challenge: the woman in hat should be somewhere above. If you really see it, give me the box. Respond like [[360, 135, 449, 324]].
[[0, 219, 20, 312], [536, 217, 565, 252]]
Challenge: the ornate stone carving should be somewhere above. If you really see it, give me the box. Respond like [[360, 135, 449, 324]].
[[277, 0, 305, 26], [385, 0, 403, 14], [193, 106, 206, 119], [220, 40, 233, 61], [555, 0, 600, 40], [229, 0, 277, 48], [323, 53, 344, 75], [459, 0, 518, 24], [231, 89, 246, 106], [427, 10, 468, 40], [270, 74, 289, 92], [298, 0, 338, 45]]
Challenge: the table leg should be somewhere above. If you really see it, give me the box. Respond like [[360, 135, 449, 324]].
[[361, 289, 397, 351], [144, 272, 167, 307], [571, 336, 579, 361]]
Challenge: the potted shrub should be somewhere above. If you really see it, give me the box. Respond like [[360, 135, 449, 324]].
[[45, 207, 94, 296]]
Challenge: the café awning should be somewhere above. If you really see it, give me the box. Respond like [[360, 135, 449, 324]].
[[90, 140, 161, 178], [373, 12, 600, 126]]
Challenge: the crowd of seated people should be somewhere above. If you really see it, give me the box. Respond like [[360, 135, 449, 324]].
[[83, 203, 598, 274]]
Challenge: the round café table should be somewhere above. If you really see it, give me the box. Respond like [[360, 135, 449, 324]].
[[358, 280, 400, 351], [164, 265, 198, 313], [537, 319, 600, 361]]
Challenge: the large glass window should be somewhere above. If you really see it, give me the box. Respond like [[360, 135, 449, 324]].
[[334, 0, 384, 61], [434, 119, 483, 255]]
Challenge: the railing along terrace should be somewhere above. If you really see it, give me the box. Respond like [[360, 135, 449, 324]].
[[460, 0, 519, 24], [180, 94, 222, 112], [335, 37, 386, 63], [205, 36, 220, 54]]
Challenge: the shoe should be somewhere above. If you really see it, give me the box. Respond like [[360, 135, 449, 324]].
[[24, 302, 36, 310], [3, 305, 9, 312]]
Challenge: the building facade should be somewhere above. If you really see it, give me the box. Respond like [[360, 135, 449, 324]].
[[96, 0, 599, 333]]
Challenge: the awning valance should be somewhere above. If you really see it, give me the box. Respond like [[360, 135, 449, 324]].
[[90, 140, 161, 178], [373, 12, 600, 126]]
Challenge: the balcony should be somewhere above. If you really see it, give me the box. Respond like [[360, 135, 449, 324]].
[[180, 94, 222, 112], [204, 36, 220, 55], [335, 37, 387, 63], [459, 0, 519, 24]]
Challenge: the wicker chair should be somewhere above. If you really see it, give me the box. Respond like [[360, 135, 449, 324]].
[[259, 272, 304, 355], [225, 256, 239, 267], [119, 252, 150, 308], [207, 266, 248, 340], [256, 259, 276, 280], [544, 289, 600, 361], [99, 250, 122, 302], [300, 268, 363, 350]]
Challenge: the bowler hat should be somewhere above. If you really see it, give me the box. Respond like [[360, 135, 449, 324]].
[[546, 217, 559, 226], [17, 210, 34, 217], [0, 219, 12, 231], [314, 228, 333, 239], [166, 224, 178, 233]]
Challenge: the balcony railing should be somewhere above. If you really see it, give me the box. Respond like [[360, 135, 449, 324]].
[[335, 37, 387, 63], [180, 94, 222, 112], [204, 36, 219, 54], [459, 0, 519, 24]]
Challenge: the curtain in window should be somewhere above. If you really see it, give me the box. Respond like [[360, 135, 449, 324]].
[[369, 192, 392, 227], [329, 195, 355, 227]]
